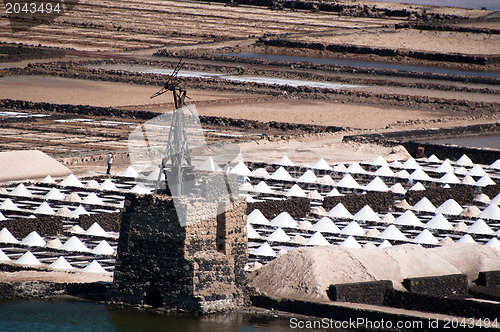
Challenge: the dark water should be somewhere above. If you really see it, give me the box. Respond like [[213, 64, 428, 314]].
[[0, 300, 307, 332], [427, 135, 500, 150], [221, 53, 500, 79], [367, 0, 499, 11]]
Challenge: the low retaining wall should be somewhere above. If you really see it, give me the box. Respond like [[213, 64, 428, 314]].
[[477, 271, 500, 290], [0, 281, 110, 301], [326, 280, 393, 306], [402, 274, 468, 297]]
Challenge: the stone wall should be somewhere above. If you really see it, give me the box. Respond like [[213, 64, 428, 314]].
[[111, 192, 248, 313]]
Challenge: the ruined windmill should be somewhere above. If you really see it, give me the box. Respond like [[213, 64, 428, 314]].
[[150, 59, 200, 195]]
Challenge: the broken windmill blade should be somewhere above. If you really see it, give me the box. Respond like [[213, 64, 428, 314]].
[[150, 59, 200, 195]]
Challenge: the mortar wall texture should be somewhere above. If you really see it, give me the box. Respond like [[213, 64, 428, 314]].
[[111, 191, 248, 313]]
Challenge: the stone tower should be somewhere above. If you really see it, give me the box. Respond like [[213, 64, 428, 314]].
[[111, 174, 248, 312]]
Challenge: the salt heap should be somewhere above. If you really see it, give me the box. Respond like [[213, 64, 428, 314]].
[[340, 221, 365, 236], [489, 159, 500, 170], [462, 176, 476, 185], [408, 169, 431, 182], [247, 224, 261, 239], [297, 170, 318, 183], [409, 182, 426, 191], [311, 217, 340, 233], [34, 202, 55, 215], [247, 209, 269, 225], [10, 183, 33, 197], [364, 177, 389, 192], [435, 161, 454, 173], [456, 154, 473, 167], [21, 231, 46, 247], [239, 182, 253, 191], [381, 213, 396, 223], [389, 183, 406, 195], [59, 174, 83, 187], [460, 206, 481, 218], [119, 166, 139, 178], [285, 184, 306, 197], [196, 157, 221, 172], [374, 165, 395, 177], [335, 174, 360, 189], [230, 162, 251, 176], [48, 256, 74, 270], [0, 211, 6, 221], [395, 170, 410, 179], [0, 249, 10, 261], [91, 240, 115, 255], [252, 242, 276, 257], [476, 175, 495, 187], [248, 243, 500, 301], [435, 199, 463, 216], [267, 228, 290, 242], [44, 188, 65, 200], [317, 175, 335, 185], [353, 205, 380, 222], [85, 222, 108, 237], [311, 158, 332, 170], [270, 167, 294, 181], [401, 157, 421, 170], [378, 225, 408, 241], [252, 181, 274, 194], [270, 212, 297, 228], [307, 190, 323, 200], [333, 164, 346, 172], [339, 236, 361, 249], [370, 156, 388, 167], [82, 193, 105, 205], [378, 240, 392, 249], [491, 194, 500, 206], [146, 167, 166, 180], [130, 184, 151, 194], [426, 154, 440, 163], [412, 229, 439, 245], [251, 168, 270, 179], [466, 219, 494, 235], [41, 175, 57, 184], [467, 165, 487, 177], [345, 162, 366, 174], [303, 232, 330, 246], [15, 251, 42, 266], [64, 192, 82, 203], [394, 210, 424, 226], [45, 239, 63, 249], [99, 179, 119, 191], [486, 238, 500, 251], [276, 156, 294, 166], [81, 260, 108, 273], [68, 206, 90, 219], [327, 203, 353, 219], [61, 236, 90, 252], [0, 227, 19, 243], [412, 197, 436, 213], [326, 188, 343, 197], [85, 180, 99, 189], [473, 193, 490, 204], [457, 234, 476, 244], [424, 213, 453, 230], [438, 172, 461, 184]]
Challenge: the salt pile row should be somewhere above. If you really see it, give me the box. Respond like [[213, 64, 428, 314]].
[[0, 249, 109, 273]]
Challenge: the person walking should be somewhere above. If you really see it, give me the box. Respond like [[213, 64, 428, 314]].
[[106, 152, 113, 175]]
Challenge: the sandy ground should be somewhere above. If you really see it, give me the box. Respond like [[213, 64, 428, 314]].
[[0, 75, 261, 108], [198, 99, 452, 129], [294, 29, 500, 56]]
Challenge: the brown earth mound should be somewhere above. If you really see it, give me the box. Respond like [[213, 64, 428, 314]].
[[248, 243, 500, 301]]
